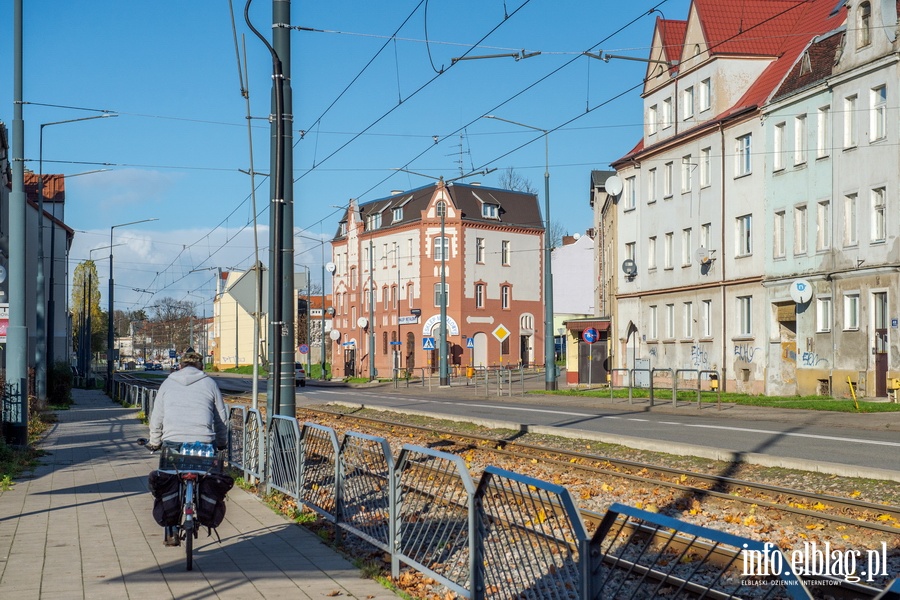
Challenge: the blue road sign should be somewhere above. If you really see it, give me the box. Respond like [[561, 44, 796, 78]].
[[389, 341, 402, 345], [422, 337, 436, 350], [582, 327, 599, 344], [298, 344, 309, 354], [169, 349, 176, 358], [466, 337, 474, 349]]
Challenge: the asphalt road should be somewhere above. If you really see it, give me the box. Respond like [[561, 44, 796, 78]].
[[211, 374, 900, 480]]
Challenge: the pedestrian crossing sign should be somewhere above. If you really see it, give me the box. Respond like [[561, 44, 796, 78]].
[[422, 337, 436, 350]]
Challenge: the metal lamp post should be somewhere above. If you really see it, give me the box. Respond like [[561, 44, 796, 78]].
[[296, 232, 330, 379], [484, 115, 557, 389], [439, 205, 449, 386], [107, 218, 157, 392], [35, 114, 115, 401]]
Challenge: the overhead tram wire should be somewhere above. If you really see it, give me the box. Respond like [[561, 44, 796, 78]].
[[292, 0, 427, 149], [350, 1, 670, 202], [292, 0, 535, 184]]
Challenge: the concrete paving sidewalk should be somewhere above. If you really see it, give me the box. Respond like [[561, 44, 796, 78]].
[[0, 388, 398, 600]]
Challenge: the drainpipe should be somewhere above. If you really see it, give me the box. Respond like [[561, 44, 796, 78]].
[[719, 121, 727, 392]]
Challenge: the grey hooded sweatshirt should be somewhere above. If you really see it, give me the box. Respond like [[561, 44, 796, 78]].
[[148, 366, 228, 448]]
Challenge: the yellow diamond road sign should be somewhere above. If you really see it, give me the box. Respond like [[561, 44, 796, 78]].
[[492, 324, 510, 342]]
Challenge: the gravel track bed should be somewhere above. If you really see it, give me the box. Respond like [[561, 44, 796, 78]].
[[302, 404, 900, 593]]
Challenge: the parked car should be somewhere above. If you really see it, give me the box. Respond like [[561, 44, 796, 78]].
[[294, 363, 306, 387]]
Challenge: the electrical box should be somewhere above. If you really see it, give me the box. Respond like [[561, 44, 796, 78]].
[[888, 378, 900, 390]]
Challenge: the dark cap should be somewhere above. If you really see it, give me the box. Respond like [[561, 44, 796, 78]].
[[180, 351, 204, 366]]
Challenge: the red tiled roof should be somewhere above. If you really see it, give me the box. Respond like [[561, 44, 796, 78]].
[[23, 171, 66, 203], [658, 17, 687, 73], [702, 0, 845, 116]]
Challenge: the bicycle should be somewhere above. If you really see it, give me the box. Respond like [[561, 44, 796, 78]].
[[138, 438, 225, 571]]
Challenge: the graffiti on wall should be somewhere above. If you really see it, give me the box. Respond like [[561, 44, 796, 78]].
[[690, 345, 709, 368], [734, 343, 761, 363], [648, 347, 658, 358], [781, 341, 796, 362], [801, 351, 829, 368]]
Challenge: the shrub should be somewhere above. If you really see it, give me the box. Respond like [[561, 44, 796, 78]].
[[48, 362, 74, 407]]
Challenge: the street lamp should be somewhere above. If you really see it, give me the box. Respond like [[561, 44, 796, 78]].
[[36, 113, 116, 400], [107, 218, 157, 392], [484, 115, 557, 390], [85, 244, 119, 383]]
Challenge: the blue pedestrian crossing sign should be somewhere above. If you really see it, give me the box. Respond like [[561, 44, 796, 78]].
[[422, 337, 436, 350], [466, 337, 474, 349]]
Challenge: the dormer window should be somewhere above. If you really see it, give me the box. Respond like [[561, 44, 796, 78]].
[[800, 52, 812, 75], [482, 203, 499, 219], [365, 212, 382, 230], [339, 221, 347, 236], [392, 207, 403, 222]]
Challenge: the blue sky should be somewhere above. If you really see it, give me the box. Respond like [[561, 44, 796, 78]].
[[2, 0, 688, 316]]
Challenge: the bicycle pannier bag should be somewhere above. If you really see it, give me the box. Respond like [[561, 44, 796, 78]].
[[197, 472, 234, 529], [148, 470, 181, 527]]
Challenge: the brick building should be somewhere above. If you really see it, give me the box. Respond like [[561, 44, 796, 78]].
[[330, 180, 546, 379]]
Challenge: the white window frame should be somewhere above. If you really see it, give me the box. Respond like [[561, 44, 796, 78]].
[[647, 168, 657, 203], [774, 122, 785, 171], [664, 232, 674, 269], [683, 302, 693, 339], [501, 240, 511, 265], [774, 211, 785, 258], [475, 237, 485, 263], [816, 200, 830, 251], [393, 207, 403, 222], [738, 296, 752, 336], [843, 193, 858, 246], [858, 2, 871, 47], [663, 162, 673, 197], [794, 205, 807, 255], [662, 97, 673, 129], [700, 147, 711, 187], [433, 282, 449, 308], [475, 283, 485, 308], [648, 236, 657, 270], [844, 95, 857, 148], [649, 305, 658, 340], [736, 214, 752, 256], [682, 86, 694, 120], [702, 299, 712, 338], [871, 85, 886, 141], [794, 114, 807, 165], [816, 296, 832, 333], [482, 203, 499, 219], [681, 155, 692, 193], [699, 79, 711, 112], [816, 106, 830, 158], [501, 285, 510, 310], [434, 236, 449, 261], [624, 176, 636, 209], [665, 304, 675, 339], [871, 187, 886, 242], [735, 133, 752, 176], [843, 292, 859, 331], [700, 223, 711, 250], [682, 228, 692, 266], [625, 242, 636, 261], [648, 105, 658, 135]]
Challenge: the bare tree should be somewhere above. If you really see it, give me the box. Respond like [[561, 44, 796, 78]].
[[147, 298, 196, 354], [498, 166, 538, 196]]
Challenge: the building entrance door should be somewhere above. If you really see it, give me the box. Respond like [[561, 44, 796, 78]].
[[874, 292, 888, 397]]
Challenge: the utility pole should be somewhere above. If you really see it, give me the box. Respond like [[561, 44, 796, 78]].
[[5, 0, 27, 445], [368, 239, 375, 380], [439, 206, 449, 386]]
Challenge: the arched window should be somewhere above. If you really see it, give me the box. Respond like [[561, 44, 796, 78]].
[[436, 200, 447, 217], [858, 2, 871, 47]]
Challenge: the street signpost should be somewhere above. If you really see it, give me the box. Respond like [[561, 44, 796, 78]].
[[298, 343, 309, 355], [422, 337, 436, 350], [582, 327, 599, 388]]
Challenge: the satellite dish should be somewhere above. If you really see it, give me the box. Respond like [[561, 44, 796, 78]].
[[605, 175, 623, 197], [695, 247, 711, 264], [621, 259, 637, 277], [572, 232, 581, 240], [882, 0, 897, 42], [789, 279, 813, 304], [357, 317, 368, 328], [0, 264, 6, 284], [325, 262, 336, 274], [326, 306, 336, 316], [329, 329, 341, 341]]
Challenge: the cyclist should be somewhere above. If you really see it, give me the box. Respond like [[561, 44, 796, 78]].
[[147, 349, 228, 546]]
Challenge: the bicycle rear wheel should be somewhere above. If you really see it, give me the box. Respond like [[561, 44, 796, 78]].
[[184, 521, 193, 570]]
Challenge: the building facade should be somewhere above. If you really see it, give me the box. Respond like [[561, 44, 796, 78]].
[[330, 181, 545, 379], [605, 0, 877, 395]]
